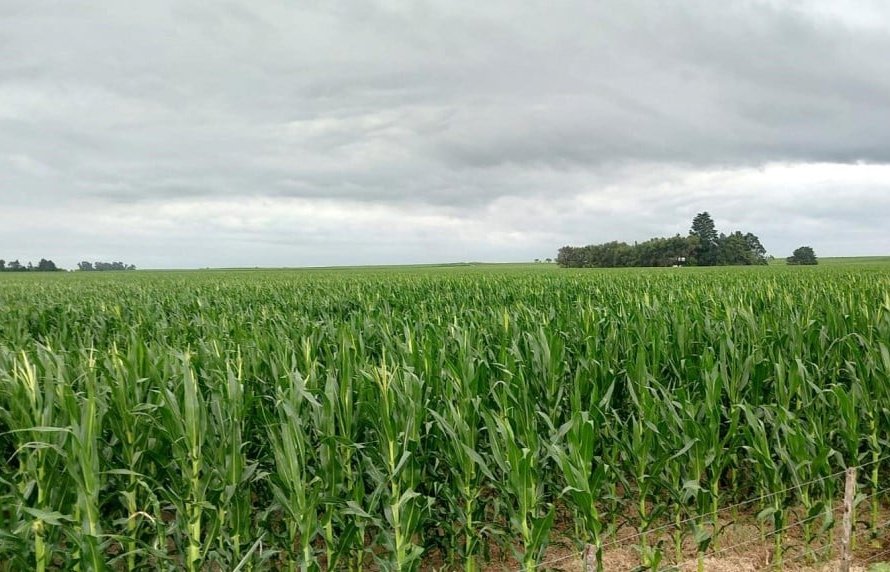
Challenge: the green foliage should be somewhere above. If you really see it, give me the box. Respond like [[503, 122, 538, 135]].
[[0, 264, 888, 569], [558, 212, 768, 267], [787, 246, 818, 265], [77, 261, 137, 271], [718, 231, 768, 265], [0, 258, 61, 272], [690, 211, 720, 265]]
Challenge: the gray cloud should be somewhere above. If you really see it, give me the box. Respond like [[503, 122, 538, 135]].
[[1, 0, 890, 267]]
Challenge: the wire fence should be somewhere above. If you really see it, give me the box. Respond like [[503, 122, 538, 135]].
[[658, 508, 834, 571], [515, 454, 890, 571], [859, 483, 890, 502], [866, 547, 890, 565]]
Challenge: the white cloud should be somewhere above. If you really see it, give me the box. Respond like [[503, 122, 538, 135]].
[[2, 161, 887, 268]]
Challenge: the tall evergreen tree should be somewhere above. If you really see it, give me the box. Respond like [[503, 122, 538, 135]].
[[690, 212, 719, 265]]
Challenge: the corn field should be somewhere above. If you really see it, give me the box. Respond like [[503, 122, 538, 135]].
[[1, 265, 889, 571]]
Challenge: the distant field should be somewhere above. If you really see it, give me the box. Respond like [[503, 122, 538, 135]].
[[768, 255, 890, 266], [2, 255, 886, 277], [201, 255, 890, 271], [1, 261, 889, 571], [810, 255, 890, 265]]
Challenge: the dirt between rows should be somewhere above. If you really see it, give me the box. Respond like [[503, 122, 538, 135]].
[[420, 503, 890, 571]]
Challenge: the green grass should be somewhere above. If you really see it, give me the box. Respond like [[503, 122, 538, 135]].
[[1, 261, 889, 570], [815, 255, 890, 265], [768, 255, 890, 266]]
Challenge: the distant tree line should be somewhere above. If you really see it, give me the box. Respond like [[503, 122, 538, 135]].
[[557, 212, 768, 268], [0, 258, 61, 272], [77, 261, 137, 271]]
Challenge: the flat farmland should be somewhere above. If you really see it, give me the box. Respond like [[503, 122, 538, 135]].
[[1, 263, 889, 571]]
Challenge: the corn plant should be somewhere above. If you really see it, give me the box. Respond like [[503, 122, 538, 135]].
[[0, 350, 71, 572], [364, 359, 431, 572], [157, 352, 213, 572], [551, 409, 610, 572], [103, 342, 164, 570], [206, 358, 258, 568], [59, 351, 108, 571], [618, 351, 671, 571], [775, 406, 834, 562], [484, 365, 554, 572], [267, 368, 324, 571], [428, 342, 492, 572], [312, 369, 368, 571], [741, 404, 787, 570]]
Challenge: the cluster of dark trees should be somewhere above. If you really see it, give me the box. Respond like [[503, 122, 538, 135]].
[[77, 261, 137, 271], [787, 246, 818, 265], [0, 259, 138, 272], [0, 259, 60, 272], [557, 212, 768, 268]]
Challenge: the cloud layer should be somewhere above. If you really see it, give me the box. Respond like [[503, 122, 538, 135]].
[[2, 1, 889, 267]]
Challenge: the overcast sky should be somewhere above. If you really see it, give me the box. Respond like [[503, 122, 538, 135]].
[[2, 1, 890, 268]]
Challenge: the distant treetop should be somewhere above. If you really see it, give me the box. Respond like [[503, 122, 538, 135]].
[[0, 258, 61, 272], [77, 261, 137, 271], [786, 246, 818, 265]]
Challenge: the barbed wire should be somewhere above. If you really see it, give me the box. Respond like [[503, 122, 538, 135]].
[[783, 487, 890, 568], [517, 499, 835, 571], [784, 509, 845, 567], [598, 468, 842, 552], [520, 548, 587, 571], [857, 484, 890, 503], [599, 455, 890, 556], [515, 455, 890, 571], [657, 508, 835, 571], [865, 547, 890, 565]]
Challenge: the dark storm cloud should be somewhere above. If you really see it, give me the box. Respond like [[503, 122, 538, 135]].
[[430, 2, 890, 169], [1, 0, 889, 267]]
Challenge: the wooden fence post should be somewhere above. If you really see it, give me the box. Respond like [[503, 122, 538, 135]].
[[840, 466, 857, 572]]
